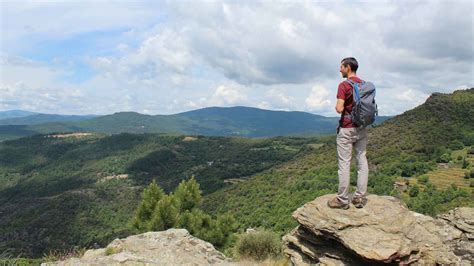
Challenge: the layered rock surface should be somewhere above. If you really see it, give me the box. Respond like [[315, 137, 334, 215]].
[[283, 194, 473, 265], [42, 228, 235, 265]]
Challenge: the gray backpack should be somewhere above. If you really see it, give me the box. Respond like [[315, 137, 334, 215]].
[[344, 79, 378, 127]]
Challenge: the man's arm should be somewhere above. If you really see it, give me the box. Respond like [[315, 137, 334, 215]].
[[335, 99, 344, 114]]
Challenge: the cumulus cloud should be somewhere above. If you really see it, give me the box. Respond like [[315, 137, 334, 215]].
[[0, 81, 85, 114], [166, 1, 339, 85], [0, 0, 472, 116], [263, 88, 296, 110], [185, 84, 250, 108], [210, 84, 249, 105], [305, 85, 332, 111]]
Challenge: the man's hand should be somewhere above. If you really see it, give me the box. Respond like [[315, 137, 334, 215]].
[[335, 99, 345, 114]]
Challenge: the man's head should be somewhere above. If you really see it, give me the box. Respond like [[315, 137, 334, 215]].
[[340, 57, 358, 78]]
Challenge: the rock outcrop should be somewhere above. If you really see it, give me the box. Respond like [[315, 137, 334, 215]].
[[283, 194, 473, 265], [42, 228, 234, 265]]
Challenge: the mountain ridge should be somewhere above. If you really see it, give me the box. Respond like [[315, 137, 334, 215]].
[[0, 106, 392, 141]]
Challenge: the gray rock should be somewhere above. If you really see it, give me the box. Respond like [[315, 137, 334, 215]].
[[283, 194, 473, 265], [42, 228, 237, 265], [438, 207, 474, 263]]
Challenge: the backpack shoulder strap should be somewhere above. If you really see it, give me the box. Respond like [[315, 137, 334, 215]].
[[346, 79, 361, 102], [345, 79, 356, 86], [346, 78, 364, 86]]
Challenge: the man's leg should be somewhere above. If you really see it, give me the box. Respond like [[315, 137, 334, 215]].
[[354, 127, 368, 198], [336, 127, 354, 204]]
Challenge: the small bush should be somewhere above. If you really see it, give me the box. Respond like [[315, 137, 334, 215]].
[[462, 158, 470, 169], [470, 180, 474, 187], [465, 169, 474, 178], [42, 246, 87, 262], [408, 185, 419, 197], [438, 153, 451, 163], [417, 175, 429, 185], [468, 146, 474, 155], [233, 230, 282, 261], [448, 140, 464, 150], [105, 246, 122, 256]]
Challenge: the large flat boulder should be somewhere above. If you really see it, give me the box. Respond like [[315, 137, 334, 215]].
[[283, 194, 473, 265]]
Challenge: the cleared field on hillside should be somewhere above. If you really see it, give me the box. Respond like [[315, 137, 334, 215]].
[[422, 167, 471, 189]]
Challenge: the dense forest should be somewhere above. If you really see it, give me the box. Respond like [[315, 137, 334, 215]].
[[0, 133, 320, 258]]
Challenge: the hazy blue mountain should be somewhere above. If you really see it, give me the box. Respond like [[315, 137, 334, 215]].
[[0, 106, 393, 141], [0, 113, 98, 125], [0, 110, 38, 120]]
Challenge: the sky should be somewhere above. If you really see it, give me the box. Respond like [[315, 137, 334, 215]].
[[0, 0, 472, 117]]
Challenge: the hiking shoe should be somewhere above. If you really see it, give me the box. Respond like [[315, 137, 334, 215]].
[[351, 196, 368, 208], [327, 197, 350, 209]]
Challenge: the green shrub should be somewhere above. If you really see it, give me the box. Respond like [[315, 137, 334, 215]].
[[465, 169, 474, 178], [468, 146, 474, 155], [438, 153, 451, 163], [42, 247, 87, 262], [448, 140, 464, 150], [233, 230, 282, 261], [105, 246, 122, 256], [399, 161, 434, 177], [417, 175, 429, 184], [408, 185, 419, 197], [462, 158, 470, 169]]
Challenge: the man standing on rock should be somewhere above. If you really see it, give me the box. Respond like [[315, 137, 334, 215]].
[[327, 57, 369, 209]]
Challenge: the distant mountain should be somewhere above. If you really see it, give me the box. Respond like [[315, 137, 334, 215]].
[[0, 106, 392, 141], [0, 110, 38, 120], [0, 113, 98, 125]]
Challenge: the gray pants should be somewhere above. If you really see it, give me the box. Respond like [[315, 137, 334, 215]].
[[336, 126, 369, 204]]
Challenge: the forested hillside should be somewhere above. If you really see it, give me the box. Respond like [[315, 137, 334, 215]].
[[0, 88, 472, 260], [0, 133, 319, 257], [202, 88, 474, 232]]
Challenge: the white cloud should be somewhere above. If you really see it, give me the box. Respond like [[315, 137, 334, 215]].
[[0, 56, 63, 88], [209, 84, 249, 106], [264, 88, 295, 110], [305, 85, 332, 111], [0, 0, 472, 117], [0, 81, 85, 114]]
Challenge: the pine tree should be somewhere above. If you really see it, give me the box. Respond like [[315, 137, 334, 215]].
[[132, 180, 164, 231], [173, 175, 202, 212], [131, 176, 238, 248], [149, 194, 179, 231], [178, 208, 205, 235]]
